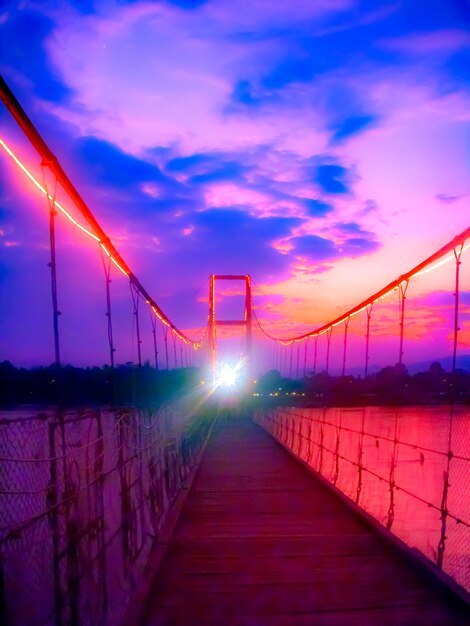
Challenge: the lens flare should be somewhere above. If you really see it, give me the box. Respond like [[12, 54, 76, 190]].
[[215, 362, 239, 388]]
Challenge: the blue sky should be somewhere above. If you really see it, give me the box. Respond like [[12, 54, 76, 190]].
[[1, 0, 469, 367]]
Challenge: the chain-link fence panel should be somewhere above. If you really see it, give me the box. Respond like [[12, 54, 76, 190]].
[[0, 404, 212, 626], [255, 404, 470, 593]]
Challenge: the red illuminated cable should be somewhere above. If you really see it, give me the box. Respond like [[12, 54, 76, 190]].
[[253, 228, 470, 344], [1, 136, 205, 347], [0, 76, 205, 348]]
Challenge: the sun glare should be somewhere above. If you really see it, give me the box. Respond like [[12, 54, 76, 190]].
[[214, 362, 239, 388]]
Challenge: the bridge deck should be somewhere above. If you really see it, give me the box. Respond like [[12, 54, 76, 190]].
[[140, 414, 469, 626]]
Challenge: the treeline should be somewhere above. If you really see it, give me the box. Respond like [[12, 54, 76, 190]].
[[1, 360, 469, 407], [0, 361, 204, 406], [253, 362, 470, 406]]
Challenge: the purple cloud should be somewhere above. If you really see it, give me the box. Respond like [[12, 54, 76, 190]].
[[435, 193, 464, 204], [314, 162, 351, 194]]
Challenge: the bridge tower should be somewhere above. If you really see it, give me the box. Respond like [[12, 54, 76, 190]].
[[208, 274, 252, 375]]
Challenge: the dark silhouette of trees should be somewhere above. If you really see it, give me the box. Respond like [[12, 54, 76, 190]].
[[0, 361, 202, 406], [1, 359, 468, 408], [250, 361, 469, 407]]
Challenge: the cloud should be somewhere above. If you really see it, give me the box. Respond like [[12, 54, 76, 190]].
[[166, 151, 247, 184], [224, 2, 470, 129], [341, 236, 380, 256], [200, 1, 353, 34], [166, 153, 213, 172], [290, 226, 380, 264], [334, 223, 379, 246], [76, 136, 165, 187], [411, 291, 470, 308], [378, 29, 470, 56], [162, 145, 342, 220], [255, 6, 401, 94], [330, 114, 377, 143], [166, 0, 209, 9], [291, 234, 337, 260], [304, 199, 333, 217], [435, 193, 465, 204], [261, 42, 345, 92], [445, 49, 470, 89], [190, 162, 246, 184], [39, 1, 327, 156], [62, 136, 206, 223], [314, 162, 351, 194], [229, 80, 270, 109], [143, 208, 304, 289], [114, 0, 210, 9], [335, 221, 365, 234], [360, 199, 379, 215], [2, 8, 72, 102], [194, 207, 300, 242], [65, 0, 96, 15]]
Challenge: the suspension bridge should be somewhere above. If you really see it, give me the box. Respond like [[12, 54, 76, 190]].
[[1, 75, 470, 625]]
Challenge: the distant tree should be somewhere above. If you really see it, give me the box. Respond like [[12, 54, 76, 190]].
[[257, 370, 283, 390], [376, 363, 409, 385]]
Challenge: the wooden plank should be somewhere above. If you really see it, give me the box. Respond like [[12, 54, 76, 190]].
[[145, 603, 469, 626], [139, 415, 470, 626]]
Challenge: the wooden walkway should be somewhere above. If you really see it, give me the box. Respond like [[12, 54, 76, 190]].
[[139, 414, 470, 625]]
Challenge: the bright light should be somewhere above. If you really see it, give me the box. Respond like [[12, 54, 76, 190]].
[[215, 362, 239, 388]]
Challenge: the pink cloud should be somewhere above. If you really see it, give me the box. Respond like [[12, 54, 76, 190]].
[[379, 29, 470, 55]]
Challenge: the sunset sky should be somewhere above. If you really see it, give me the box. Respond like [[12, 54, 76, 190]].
[[1, 0, 469, 370]]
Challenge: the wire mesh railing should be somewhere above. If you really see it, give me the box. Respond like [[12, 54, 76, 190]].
[[0, 404, 213, 626], [254, 404, 470, 593]]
